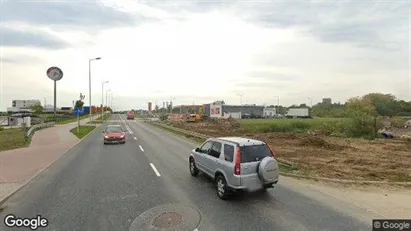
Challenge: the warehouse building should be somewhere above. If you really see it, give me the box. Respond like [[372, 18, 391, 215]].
[[204, 102, 265, 118]]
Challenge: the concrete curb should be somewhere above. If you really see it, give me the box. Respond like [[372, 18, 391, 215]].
[[280, 172, 411, 186], [147, 122, 411, 187], [0, 124, 100, 206]]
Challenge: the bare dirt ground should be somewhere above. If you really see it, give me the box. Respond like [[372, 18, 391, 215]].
[[166, 119, 411, 182]]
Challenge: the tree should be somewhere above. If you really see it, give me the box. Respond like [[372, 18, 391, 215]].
[[362, 93, 398, 116], [155, 105, 160, 111], [31, 104, 43, 115], [75, 100, 84, 108], [75, 93, 85, 109], [346, 96, 377, 116]]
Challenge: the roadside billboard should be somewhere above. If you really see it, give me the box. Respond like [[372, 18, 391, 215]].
[[210, 105, 222, 118]]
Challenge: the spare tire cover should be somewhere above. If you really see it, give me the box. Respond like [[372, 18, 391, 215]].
[[258, 157, 279, 183]]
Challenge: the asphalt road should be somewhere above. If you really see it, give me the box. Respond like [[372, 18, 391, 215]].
[[0, 114, 373, 231]]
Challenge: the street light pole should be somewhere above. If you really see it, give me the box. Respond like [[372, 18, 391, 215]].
[[237, 94, 244, 119], [275, 96, 280, 115], [308, 97, 313, 117], [106, 89, 111, 114], [89, 57, 101, 122], [170, 97, 175, 114], [102, 81, 109, 120]]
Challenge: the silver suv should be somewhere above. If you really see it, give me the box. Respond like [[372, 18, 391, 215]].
[[189, 137, 279, 199]]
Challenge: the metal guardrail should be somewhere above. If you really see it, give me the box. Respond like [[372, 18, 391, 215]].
[[24, 122, 55, 139], [152, 122, 210, 139], [148, 121, 298, 169]]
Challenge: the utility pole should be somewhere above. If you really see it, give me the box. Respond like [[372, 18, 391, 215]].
[[308, 97, 313, 117], [101, 81, 109, 120]]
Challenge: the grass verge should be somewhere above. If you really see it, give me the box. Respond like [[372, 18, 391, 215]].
[[56, 114, 90, 124], [88, 114, 109, 124], [0, 128, 30, 151], [70, 126, 96, 139]]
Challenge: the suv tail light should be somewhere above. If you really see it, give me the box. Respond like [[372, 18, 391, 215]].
[[267, 144, 278, 160], [234, 147, 241, 175]]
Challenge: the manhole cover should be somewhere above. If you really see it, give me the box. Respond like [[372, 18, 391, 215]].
[[153, 212, 183, 228], [129, 203, 201, 231]]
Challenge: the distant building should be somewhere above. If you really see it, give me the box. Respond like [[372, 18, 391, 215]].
[[322, 98, 332, 105], [173, 105, 202, 114], [148, 102, 152, 112], [205, 103, 265, 119], [263, 107, 276, 117], [7, 99, 41, 112]]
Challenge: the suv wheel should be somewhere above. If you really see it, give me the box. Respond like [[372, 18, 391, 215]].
[[216, 175, 229, 200], [189, 158, 199, 177]]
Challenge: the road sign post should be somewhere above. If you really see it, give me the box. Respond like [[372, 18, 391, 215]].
[[74, 107, 83, 133], [77, 110, 80, 133], [46, 67, 64, 117]]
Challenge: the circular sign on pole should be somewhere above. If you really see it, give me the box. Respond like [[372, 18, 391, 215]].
[[47, 66, 63, 81]]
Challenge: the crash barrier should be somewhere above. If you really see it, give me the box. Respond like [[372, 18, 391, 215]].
[[148, 121, 298, 169], [25, 122, 55, 140]]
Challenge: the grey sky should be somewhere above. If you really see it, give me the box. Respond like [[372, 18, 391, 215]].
[[0, 0, 409, 111]]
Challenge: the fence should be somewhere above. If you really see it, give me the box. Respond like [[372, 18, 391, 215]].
[[24, 122, 55, 139], [147, 121, 298, 169]]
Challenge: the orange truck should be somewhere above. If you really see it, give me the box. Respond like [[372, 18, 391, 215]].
[[127, 111, 135, 120]]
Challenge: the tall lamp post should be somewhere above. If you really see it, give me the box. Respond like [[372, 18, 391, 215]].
[[89, 57, 101, 122], [308, 97, 313, 116], [308, 97, 313, 108], [110, 96, 114, 112], [102, 81, 109, 120], [170, 97, 175, 114], [237, 94, 244, 119], [106, 89, 111, 114], [275, 96, 280, 115]]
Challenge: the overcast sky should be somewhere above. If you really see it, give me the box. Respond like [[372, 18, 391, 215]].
[[0, 0, 410, 111]]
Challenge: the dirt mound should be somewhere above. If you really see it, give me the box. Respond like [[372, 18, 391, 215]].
[[298, 136, 346, 151]]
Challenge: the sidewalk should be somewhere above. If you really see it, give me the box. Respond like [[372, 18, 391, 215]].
[[0, 115, 101, 203]]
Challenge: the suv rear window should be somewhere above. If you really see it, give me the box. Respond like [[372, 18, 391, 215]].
[[240, 144, 272, 163]]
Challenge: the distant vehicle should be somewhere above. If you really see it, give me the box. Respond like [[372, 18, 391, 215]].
[[186, 114, 201, 122], [103, 125, 126, 144], [286, 108, 311, 118], [189, 137, 279, 200], [127, 111, 135, 120]]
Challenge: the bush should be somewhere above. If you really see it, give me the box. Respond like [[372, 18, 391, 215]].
[[336, 116, 378, 139]]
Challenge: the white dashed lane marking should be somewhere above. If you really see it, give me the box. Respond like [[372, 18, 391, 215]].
[[139, 145, 144, 152], [149, 163, 161, 177], [133, 137, 137, 140]]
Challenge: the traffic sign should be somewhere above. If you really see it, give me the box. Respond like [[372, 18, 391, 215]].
[[74, 108, 83, 116], [47, 66, 63, 81]]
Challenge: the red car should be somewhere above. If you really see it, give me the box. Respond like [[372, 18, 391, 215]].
[[103, 125, 126, 144], [127, 111, 135, 120]]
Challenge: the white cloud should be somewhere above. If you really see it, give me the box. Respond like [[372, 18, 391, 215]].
[[0, 0, 409, 111]]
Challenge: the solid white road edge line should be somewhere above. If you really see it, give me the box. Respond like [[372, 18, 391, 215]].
[[149, 163, 161, 177], [139, 145, 144, 152]]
